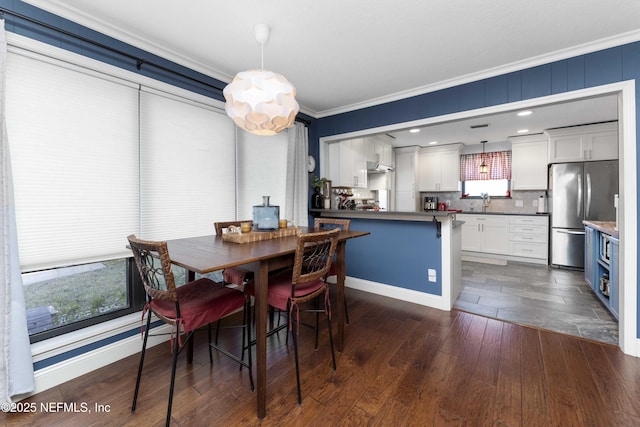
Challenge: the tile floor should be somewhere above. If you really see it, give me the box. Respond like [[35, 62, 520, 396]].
[[454, 260, 619, 345]]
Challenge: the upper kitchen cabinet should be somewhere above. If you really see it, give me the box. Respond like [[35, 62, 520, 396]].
[[365, 134, 393, 165], [328, 138, 367, 188], [510, 134, 549, 190], [418, 144, 463, 192], [546, 122, 618, 163]]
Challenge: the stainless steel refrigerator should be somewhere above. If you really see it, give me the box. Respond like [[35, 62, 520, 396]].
[[549, 160, 618, 268]]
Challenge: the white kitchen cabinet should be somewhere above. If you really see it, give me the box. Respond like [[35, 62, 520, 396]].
[[366, 134, 393, 165], [328, 138, 367, 188], [418, 144, 462, 192], [394, 146, 419, 211], [459, 214, 548, 264], [510, 135, 549, 190], [458, 214, 509, 255], [508, 215, 548, 263], [546, 122, 618, 163]]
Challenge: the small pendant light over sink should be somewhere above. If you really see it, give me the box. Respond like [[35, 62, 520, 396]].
[[479, 140, 489, 174], [224, 24, 299, 136]]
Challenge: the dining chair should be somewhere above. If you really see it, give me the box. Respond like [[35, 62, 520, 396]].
[[313, 217, 351, 324], [259, 227, 340, 404], [127, 234, 253, 427]]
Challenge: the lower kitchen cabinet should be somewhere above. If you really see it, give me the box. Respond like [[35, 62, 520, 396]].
[[459, 214, 548, 264], [459, 214, 509, 255], [585, 225, 619, 319]]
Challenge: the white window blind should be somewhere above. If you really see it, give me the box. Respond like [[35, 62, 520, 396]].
[[236, 130, 288, 221], [139, 89, 236, 240], [6, 52, 140, 272]]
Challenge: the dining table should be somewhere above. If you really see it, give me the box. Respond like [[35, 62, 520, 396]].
[[165, 226, 369, 419]]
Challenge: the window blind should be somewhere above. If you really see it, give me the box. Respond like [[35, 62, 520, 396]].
[[6, 52, 140, 271], [236, 130, 288, 221], [139, 88, 236, 240]]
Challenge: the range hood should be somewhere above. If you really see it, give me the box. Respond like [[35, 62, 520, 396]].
[[366, 161, 394, 172]]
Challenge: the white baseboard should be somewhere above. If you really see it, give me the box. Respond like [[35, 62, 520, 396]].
[[345, 277, 451, 311]]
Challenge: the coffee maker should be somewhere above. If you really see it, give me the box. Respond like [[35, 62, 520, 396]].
[[424, 196, 438, 211]]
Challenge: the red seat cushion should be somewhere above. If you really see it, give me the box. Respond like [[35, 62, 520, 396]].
[[223, 267, 252, 287], [149, 278, 245, 333], [266, 269, 328, 311]]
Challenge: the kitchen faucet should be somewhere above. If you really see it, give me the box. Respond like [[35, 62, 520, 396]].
[[481, 192, 490, 213]]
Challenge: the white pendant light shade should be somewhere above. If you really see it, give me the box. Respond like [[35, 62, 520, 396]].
[[223, 69, 299, 136], [224, 23, 299, 136]]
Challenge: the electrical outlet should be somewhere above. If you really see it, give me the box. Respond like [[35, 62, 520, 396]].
[[428, 268, 437, 282], [515, 200, 524, 207], [533, 199, 538, 207]]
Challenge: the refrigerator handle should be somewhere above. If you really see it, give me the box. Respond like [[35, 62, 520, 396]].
[[586, 172, 592, 218], [577, 173, 583, 218]]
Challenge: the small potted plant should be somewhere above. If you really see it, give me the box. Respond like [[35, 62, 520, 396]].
[[311, 176, 326, 209]]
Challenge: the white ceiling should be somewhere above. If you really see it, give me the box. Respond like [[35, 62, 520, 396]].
[[20, 0, 639, 146]]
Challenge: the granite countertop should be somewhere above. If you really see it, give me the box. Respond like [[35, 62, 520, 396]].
[[583, 220, 619, 238], [456, 211, 550, 216]]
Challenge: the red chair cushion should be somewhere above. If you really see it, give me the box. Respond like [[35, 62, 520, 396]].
[[149, 278, 245, 333], [223, 267, 252, 287], [266, 269, 328, 311]]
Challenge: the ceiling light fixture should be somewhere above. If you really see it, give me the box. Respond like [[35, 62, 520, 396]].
[[517, 129, 529, 134], [517, 110, 533, 116], [409, 128, 420, 133], [223, 24, 299, 136], [479, 140, 489, 174], [428, 141, 438, 145]]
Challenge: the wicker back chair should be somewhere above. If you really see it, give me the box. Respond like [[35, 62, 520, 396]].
[[127, 234, 253, 427], [313, 218, 351, 323], [265, 228, 340, 404]]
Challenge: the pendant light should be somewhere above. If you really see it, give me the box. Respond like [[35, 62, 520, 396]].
[[223, 24, 299, 136], [479, 140, 489, 174]]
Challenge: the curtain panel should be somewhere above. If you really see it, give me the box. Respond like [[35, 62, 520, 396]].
[[460, 151, 512, 181]]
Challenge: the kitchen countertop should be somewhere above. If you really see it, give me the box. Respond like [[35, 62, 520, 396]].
[[583, 220, 619, 238], [311, 209, 549, 217]]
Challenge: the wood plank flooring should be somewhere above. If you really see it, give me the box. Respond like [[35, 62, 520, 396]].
[[4, 288, 640, 426]]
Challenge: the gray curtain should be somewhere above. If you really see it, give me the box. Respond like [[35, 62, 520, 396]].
[[285, 122, 309, 226], [0, 20, 35, 403]]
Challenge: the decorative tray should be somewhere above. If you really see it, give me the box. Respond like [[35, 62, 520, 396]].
[[221, 227, 300, 244]]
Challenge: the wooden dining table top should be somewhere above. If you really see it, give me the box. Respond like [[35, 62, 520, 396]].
[[165, 227, 369, 274]]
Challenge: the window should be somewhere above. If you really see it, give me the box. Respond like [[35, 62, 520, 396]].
[[460, 151, 512, 197], [6, 47, 239, 341]]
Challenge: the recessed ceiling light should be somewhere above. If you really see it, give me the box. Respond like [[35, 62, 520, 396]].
[[517, 129, 529, 133], [409, 128, 420, 133], [517, 110, 533, 117], [428, 141, 438, 145]]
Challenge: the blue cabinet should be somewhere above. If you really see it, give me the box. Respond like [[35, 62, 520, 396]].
[[609, 236, 619, 318], [584, 225, 618, 320], [584, 227, 597, 290]]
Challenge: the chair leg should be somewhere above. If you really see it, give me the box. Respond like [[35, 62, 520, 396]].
[[131, 311, 152, 413], [208, 323, 213, 364], [326, 306, 337, 371], [246, 300, 254, 391], [314, 297, 320, 349], [165, 325, 182, 427], [344, 295, 350, 325], [291, 314, 302, 405]]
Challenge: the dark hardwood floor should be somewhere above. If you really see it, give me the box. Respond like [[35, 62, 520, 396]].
[[4, 288, 640, 426]]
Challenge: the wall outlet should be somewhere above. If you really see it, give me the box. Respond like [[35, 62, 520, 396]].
[[515, 200, 524, 207], [428, 268, 437, 282], [533, 199, 538, 207]]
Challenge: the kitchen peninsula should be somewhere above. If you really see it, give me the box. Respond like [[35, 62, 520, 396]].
[[310, 209, 463, 311]]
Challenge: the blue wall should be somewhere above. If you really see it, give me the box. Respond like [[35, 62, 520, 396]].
[[344, 218, 442, 294]]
